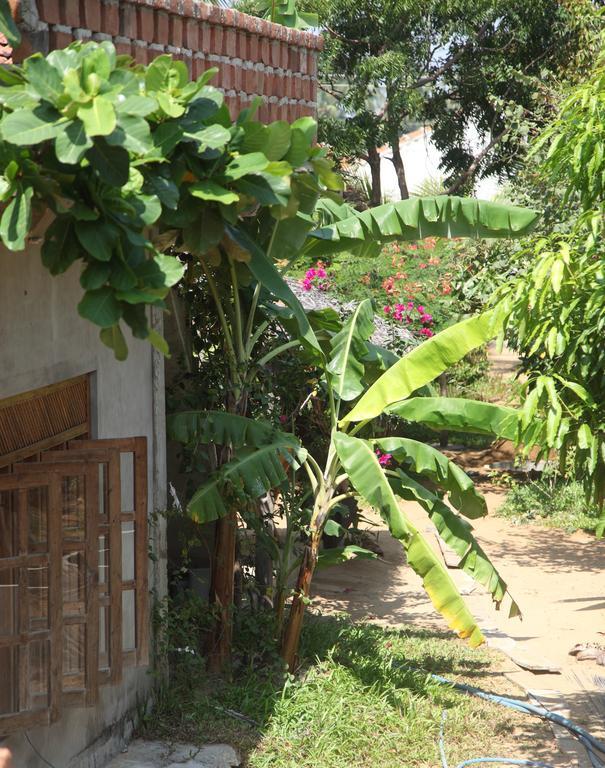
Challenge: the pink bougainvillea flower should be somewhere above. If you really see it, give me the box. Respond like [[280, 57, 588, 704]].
[[375, 449, 393, 467], [419, 327, 434, 337], [384, 305, 391, 314], [418, 262, 428, 269], [279, 414, 288, 424]]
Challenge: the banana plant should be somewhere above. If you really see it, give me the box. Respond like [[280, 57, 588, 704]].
[[169, 193, 540, 670]]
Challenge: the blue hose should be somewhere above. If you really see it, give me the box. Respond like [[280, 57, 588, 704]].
[[394, 663, 605, 768]]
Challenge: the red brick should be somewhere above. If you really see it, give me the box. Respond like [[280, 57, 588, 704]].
[[184, 17, 199, 49], [236, 31, 247, 60], [36, 0, 61, 25], [289, 47, 300, 72], [155, 11, 169, 43], [200, 22, 211, 52], [233, 64, 244, 91], [222, 62, 234, 90], [244, 67, 255, 93], [120, 3, 137, 37], [279, 42, 288, 70], [223, 8, 235, 26], [192, 56, 205, 78], [302, 77, 313, 101], [309, 51, 317, 78], [82, 0, 102, 31], [49, 29, 74, 50], [224, 28, 236, 57], [115, 38, 133, 56], [269, 39, 279, 68], [294, 76, 303, 99], [101, 1, 119, 35], [260, 37, 270, 65], [137, 6, 155, 41], [248, 34, 258, 62], [255, 68, 265, 95], [133, 43, 147, 63], [61, 0, 80, 27], [210, 24, 223, 55], [258, 102, 269, 122], [169, 14, 183, 47]]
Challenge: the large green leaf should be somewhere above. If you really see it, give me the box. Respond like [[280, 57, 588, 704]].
[[0, 0, 20, 46], [316, 545, 378, 569], [168, 410, 300, 451], [388, 469, 519, 616], [305, 196, 540, 258], [342, 312, 497, 424], [77, 96, 116, 137], [78, 286, 122, 328], [226, 224, 323, 359], [187, 441, 307, 524], [333, 432, 484, 646], [328, 298, 374, 401], [373, 437, 487, 519], [0, 186, 33, 251], [1, 105, 68, 146], [388, 397, 522, 441]]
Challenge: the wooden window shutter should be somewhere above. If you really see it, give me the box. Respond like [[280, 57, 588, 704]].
[[0, 376, 90, 469]]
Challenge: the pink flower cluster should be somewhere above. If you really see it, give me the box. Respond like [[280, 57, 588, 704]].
[[375, 449, 392, 467], [383, 301, 435, 338], [301, 262, 331, 292]]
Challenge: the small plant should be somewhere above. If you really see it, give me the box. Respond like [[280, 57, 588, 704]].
[[497, 472, 601, 533]]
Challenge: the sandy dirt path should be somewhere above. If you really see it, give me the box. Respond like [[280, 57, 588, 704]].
[[312, 488, 605, 767]]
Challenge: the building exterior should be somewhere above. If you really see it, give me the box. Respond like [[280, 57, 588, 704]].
[[0, 3, 321, 766]]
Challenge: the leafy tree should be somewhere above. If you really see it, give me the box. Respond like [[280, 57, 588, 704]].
[[494, 49, 605, 532], [315, 0, 602, 202], [168, 194, 540, 669]]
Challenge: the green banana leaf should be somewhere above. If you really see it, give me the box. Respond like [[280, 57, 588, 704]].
[[373, 436, 487, 519], [342, 312, 498, 424], [333, 431, 484, 646], [388, 469, 520, 617], [226, 224, 324, 359], [305, 196, 540, 258], [387, 397, 521, 441], [327, 298, 375, 401], [316, 545, 378, 569], [187, 441, 307, 523], [168, 410, 301, 450]]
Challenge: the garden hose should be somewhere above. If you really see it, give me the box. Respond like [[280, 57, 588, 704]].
[[392, 662, 605, 768]]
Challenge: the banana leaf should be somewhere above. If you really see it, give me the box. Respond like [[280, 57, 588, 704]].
[[333, 431, 484, 646], [342, 312, 498, 424], [373, 436, 487, 519], [305, 196, 540, 258], [226, 224, 324, 359], [187, 440, 307, 524], [388, 469, 520, 617], [387, 397, 521, 441], [168, 409, 301, 450], [327, 298, 375, 401]]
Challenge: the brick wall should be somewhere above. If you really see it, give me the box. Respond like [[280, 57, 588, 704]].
[[2, 0, 321, 122]]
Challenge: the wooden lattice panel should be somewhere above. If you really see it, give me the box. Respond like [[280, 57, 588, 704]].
[[0, 377, 90, 468]]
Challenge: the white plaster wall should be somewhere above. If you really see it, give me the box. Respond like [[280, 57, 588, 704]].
[[357, 126, 501, 202], [0, 241, 167, 768]]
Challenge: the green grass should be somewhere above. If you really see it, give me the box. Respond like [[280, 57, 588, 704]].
[[497, 476, 601, 533], [141, 613, 554, 767]]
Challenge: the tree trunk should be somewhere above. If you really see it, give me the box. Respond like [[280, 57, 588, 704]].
[[367, 145, 382, 207], [281, 540, 318, 672], [207, 509, 237, 672], [390, 135, 410, 200]]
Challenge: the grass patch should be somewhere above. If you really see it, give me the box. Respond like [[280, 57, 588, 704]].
[[141, 613, 555, 767], [497, 476, 601, 533]]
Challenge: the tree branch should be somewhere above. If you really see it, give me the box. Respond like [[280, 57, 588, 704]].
[[446, 128, 508, 194]]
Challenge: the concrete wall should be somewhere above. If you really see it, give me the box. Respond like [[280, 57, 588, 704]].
[[0, 232, 167, 767]]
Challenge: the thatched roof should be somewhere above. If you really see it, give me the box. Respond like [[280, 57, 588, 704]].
[[286, 279, 416, 351]]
